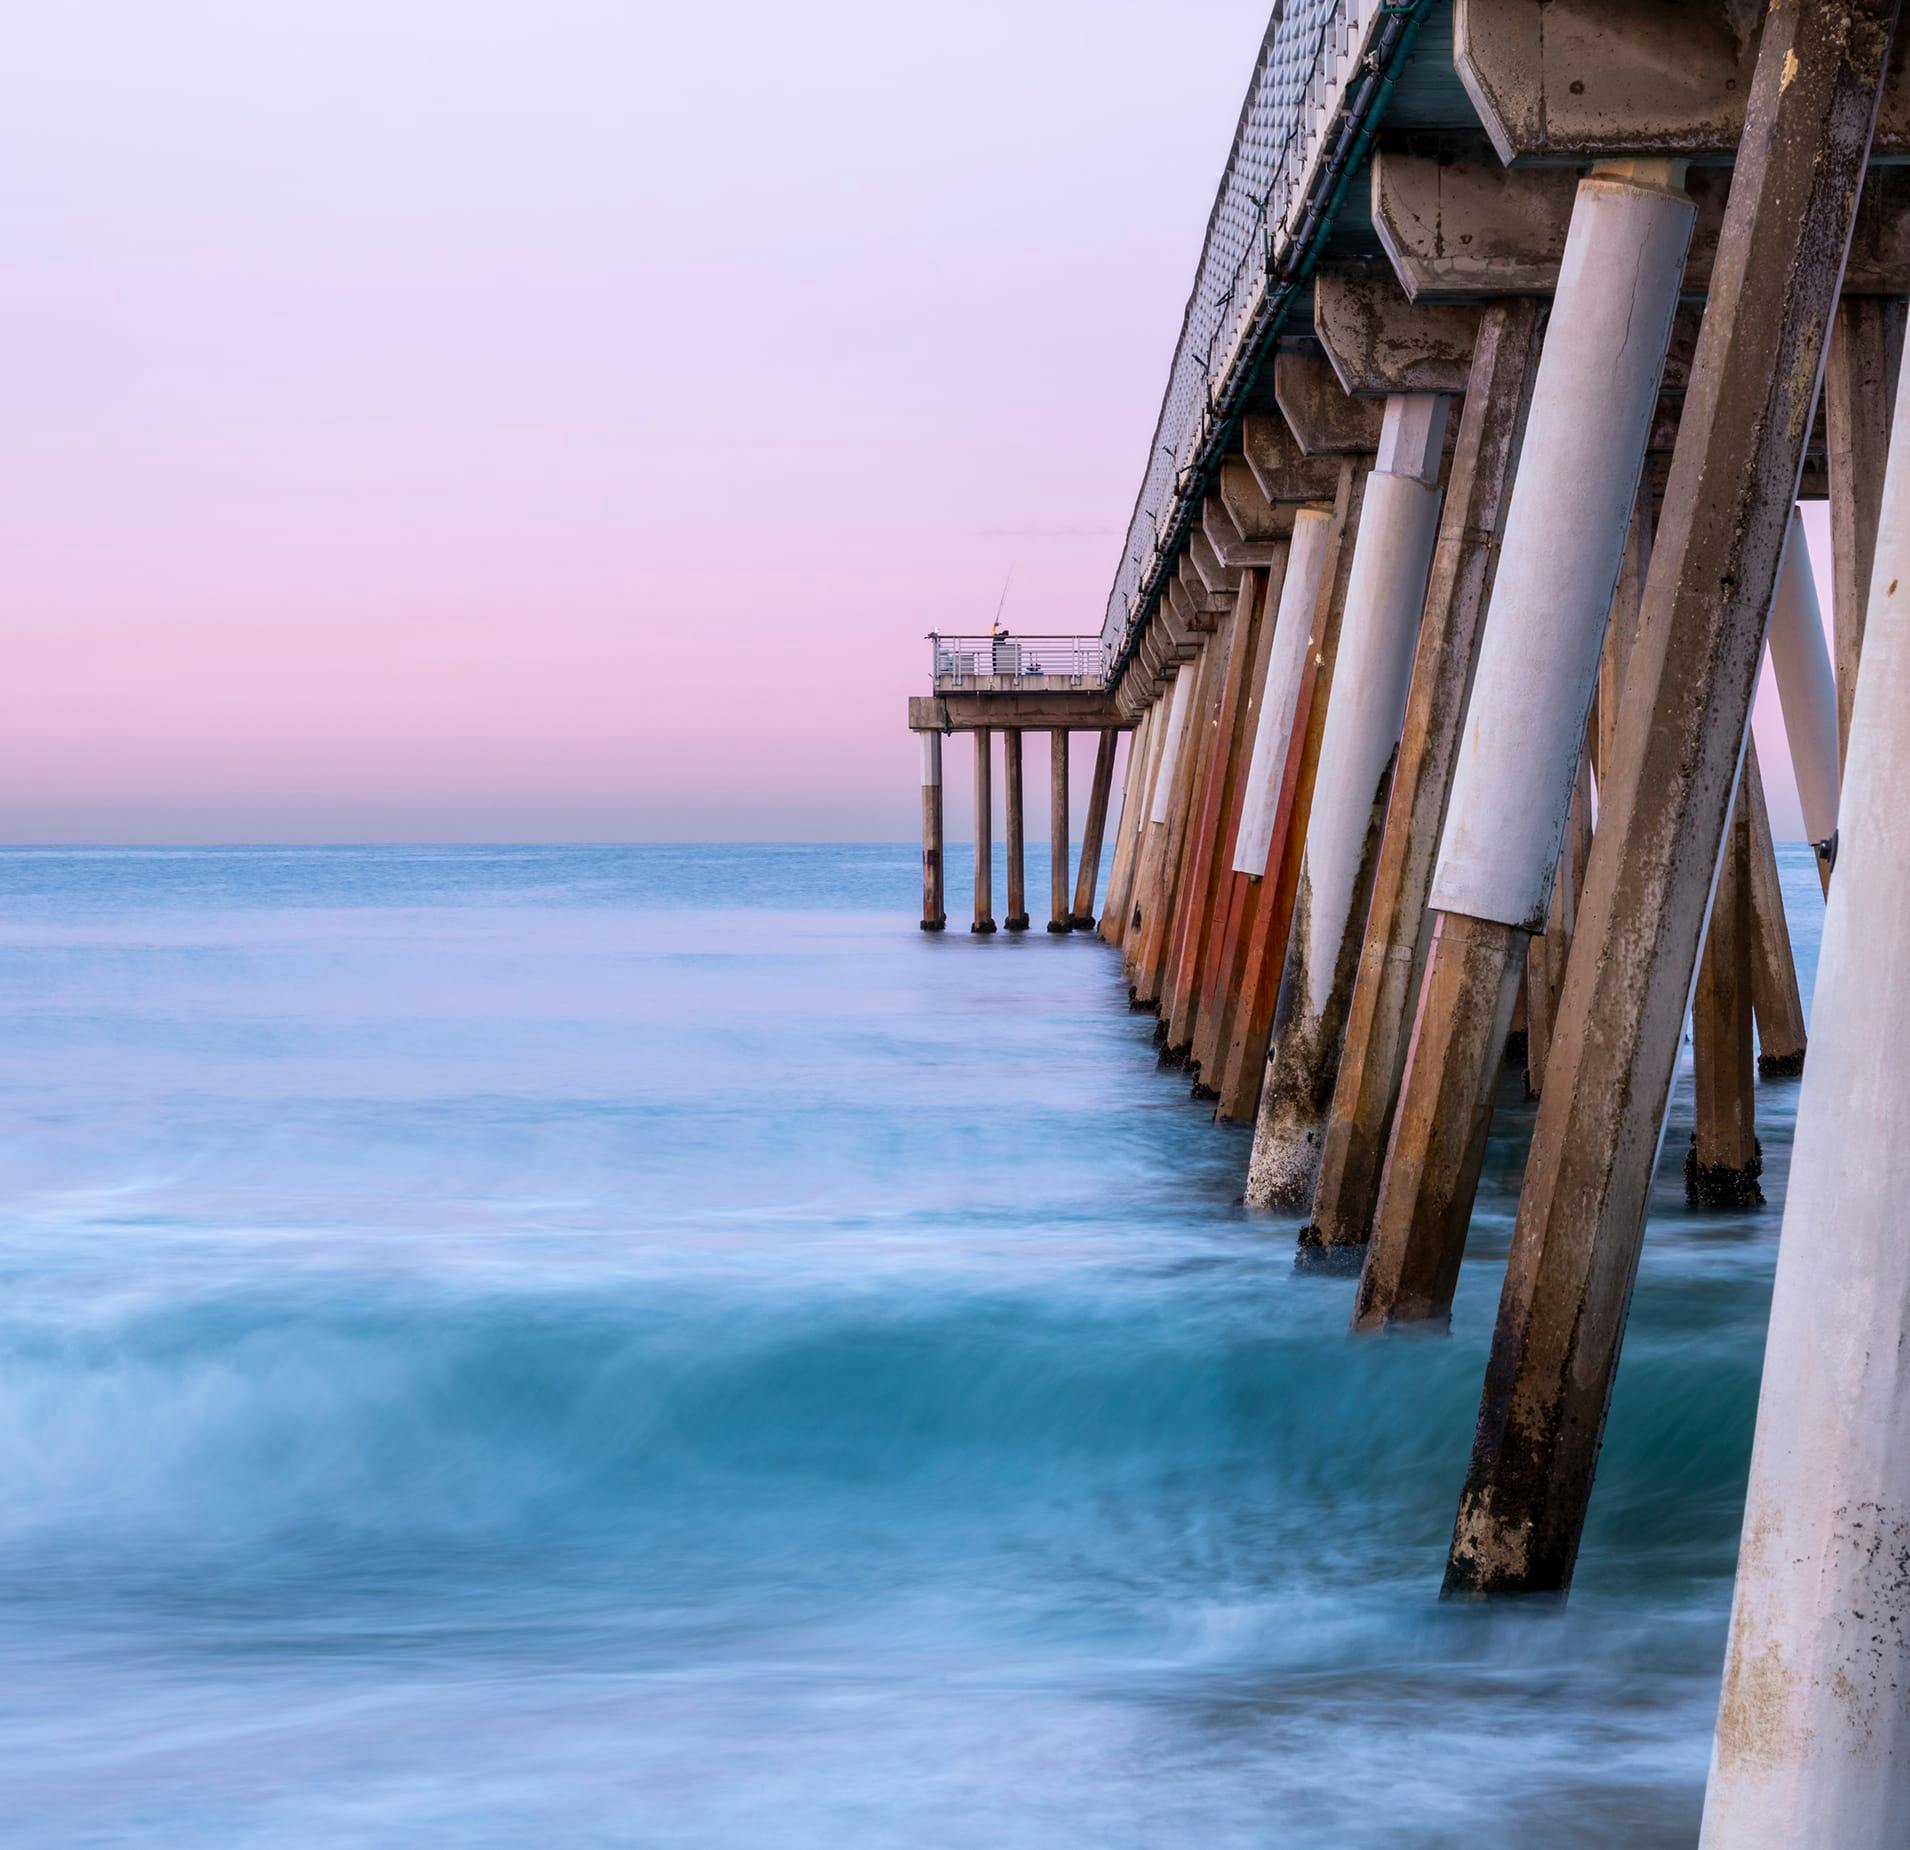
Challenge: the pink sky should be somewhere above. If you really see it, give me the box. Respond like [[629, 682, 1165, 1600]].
[[2, 2, 1825, 841]]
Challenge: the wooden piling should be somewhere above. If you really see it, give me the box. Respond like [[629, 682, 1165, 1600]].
[[1306, 299, 1542, 1248], [1071, 729, 1118, 930], [1687, 786, 1761, 1207], [919, 730, 946, 932], [1444, 0, 1890, 1597], [1047, 731, 1071, 932], [971, 726, 996, 935], [1003, 730, 1029, 931]]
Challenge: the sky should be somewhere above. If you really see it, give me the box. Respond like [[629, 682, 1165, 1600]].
[[2, 1, 1825, 842]]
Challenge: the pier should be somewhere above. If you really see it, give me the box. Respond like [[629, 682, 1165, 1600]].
[[906, 3, 1910, 1837]]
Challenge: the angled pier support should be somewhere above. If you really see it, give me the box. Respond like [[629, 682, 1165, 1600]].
[[1306, 298, 1541, 1250], [1767, 508, 1843, 890], [919, 731, 946, 931], [1700, 308, 1910, 1850], [1047, 731, 1071, 932], [1687, 786, 1762, 1208], [1445, 0, 1891, 1597], [1743, 739, 1808, 1077], [1245, 394, 1447, 1207], [1003, 730, 1029, 931], [1070, 729, 1117, 930], [971, 727, 996, 935], [1355, 157, 1696, 1328], [1215, 468, 1366, 1122]]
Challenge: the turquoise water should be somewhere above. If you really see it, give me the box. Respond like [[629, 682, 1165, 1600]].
[[0, 843, 1821, 1846]]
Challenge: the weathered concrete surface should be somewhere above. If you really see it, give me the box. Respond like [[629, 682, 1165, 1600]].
[[1699, 318, 1910, 1850], [1245, 398, 1447, 1208], [1306, 299, 1542, 1251], [1099, 704, 1156, 949], [1003, 729, 1029, 932], [1766, 510, 1841, 882], [1071, 729, 1118, 930], [1130, 643, 1215, 1003], [1273, 349, 1386, 455], [1454, 0, 1910, 162], [1313, 266, 1481, 396], [1446, 0, 1894, 1599], [1124, 667, 1195, 958]]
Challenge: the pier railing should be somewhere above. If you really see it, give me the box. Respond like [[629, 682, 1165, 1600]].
[[928, 634, 1110, 692]]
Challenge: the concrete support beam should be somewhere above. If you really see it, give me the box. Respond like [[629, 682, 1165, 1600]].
[[1273, 349, 1386, 454], [1164, 566, 1272, 1052], [1743, 740, 1809, 1078], [1826, 292, 1908, 779], [1048, 732, 1071, 933], [1240, 417, 1351, 507], [1179, 556, 1231, 632], [919, 731, 946, 932], [1446, 0, 1893, 1598], [1453, 0, 1910, 163], [1187, 526, 1240, 598], [1071, 729, 1117, 930], [1307, 298, 1542, 1252], [908, 692, 1126, 734], [1218, 457, 1292, 541], [1525, 758, 1592, 1100], [1699, 336, 1910, 1848], [1245, 393, 1449, 1208], [971, 727, 996, 935], [1313, 265, 1483, 396], [1203, 493, 1283, 571], [1374, 143, 1910, 302], [1687, 785, 1762, 1207], [1215, 463, 1368, 1123], [1356, 159, 1695, 1325]]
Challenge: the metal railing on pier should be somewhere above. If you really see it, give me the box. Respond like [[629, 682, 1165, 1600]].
[[928, 634, 1110, 692]]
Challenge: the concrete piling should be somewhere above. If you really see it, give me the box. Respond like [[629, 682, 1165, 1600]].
[[1766, 509, 1843, 888], [919, 731, 946, 932], [1699, 314, 1910, 1848], [1047, 731, 1071, 932], [971, 727, 996, 935], [1245, 395, 1446, 1208], [1687, 785, 1762, 1208], [1306, 299, 1542, 1250], [1003, 730, 1029, 932], [1444, 0, 1891, 1597], [1355, 158, 1695, 1324], [1070, 730, 1117, 929]]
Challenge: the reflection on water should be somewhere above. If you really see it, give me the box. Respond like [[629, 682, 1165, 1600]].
[[0, 844, 1822, 1846]]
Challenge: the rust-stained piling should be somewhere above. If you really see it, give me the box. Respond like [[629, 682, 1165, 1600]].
[[1445, 0, 1892, 1598]]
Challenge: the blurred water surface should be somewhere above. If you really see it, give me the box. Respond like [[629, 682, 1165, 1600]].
[[0, 843, 1824, 1846]]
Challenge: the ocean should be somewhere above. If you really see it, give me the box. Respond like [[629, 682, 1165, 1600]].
[[0, 843, 1821, 1846]]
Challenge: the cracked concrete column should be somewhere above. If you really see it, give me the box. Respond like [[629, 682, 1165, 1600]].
[[1700, 322, 1910, 1850], [1245, 394, 1447, 1208], [1352, 158, 1695, 1328]]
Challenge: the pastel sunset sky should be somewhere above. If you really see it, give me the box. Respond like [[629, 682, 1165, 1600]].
[[5, 1, 1824, 841]]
